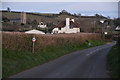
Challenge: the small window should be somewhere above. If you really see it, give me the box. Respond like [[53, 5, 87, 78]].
[[54, 31, 58, 34], [58, 27, 61, 30], [70, 26, 73, 29]]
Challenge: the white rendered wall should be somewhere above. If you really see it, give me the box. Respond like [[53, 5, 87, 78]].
[[38, 25, 47, 28], [71, 19, 75, 22], [52, 27, 80, 34]]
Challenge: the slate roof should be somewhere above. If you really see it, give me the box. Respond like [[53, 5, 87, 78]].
[[56, 20, 80, 28]]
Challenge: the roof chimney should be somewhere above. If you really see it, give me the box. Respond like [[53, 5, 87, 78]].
[[66, 18, 70, 27]]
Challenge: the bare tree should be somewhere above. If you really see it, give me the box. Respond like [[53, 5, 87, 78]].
[[7, 7, 11, 12]]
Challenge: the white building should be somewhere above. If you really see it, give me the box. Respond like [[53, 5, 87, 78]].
[[52, 18, 80, 34], [38, 22, 47, 28], [25, 29, 45, 34], [115, 26, 120, 31]]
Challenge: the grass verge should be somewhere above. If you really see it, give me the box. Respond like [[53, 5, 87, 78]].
[[3, 40, 107, 78], [107, 44, 120, 78]]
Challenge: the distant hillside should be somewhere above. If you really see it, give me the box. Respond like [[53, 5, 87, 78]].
[[2, 10, 110, 32]]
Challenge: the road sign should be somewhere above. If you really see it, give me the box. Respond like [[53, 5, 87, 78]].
[[32, 37, 36, 42], [32, 36, 36, 54]]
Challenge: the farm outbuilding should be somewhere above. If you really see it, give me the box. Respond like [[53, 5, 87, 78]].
[[25, 29, 45, 34], [38, 22, 47, 28], [115, 26, 120, 31]]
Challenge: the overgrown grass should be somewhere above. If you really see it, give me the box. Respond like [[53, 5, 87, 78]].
[[107, 44, 120, 78], [2, 32, 107, 78], [2, 40, 106, 78]]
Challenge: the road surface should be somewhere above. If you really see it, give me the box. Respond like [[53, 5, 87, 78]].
[[10, 42, 116, 78]]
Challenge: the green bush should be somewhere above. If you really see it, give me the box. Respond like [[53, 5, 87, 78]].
[[107, 44, 120, 78]]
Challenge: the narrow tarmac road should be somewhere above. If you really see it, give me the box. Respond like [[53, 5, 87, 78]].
[[11, 42, 116, 78]]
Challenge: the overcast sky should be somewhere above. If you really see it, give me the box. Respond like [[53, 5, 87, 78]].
[[1, 0, 120, 2], [1, 1, 119, 18]]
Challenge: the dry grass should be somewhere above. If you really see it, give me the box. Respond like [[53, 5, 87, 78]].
[[2, 32, 101, 52], [2, 32, 104, 78]]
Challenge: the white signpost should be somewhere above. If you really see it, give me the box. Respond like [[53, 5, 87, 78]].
[[104, 32, 108, 35], [32, 36, 36, 54]]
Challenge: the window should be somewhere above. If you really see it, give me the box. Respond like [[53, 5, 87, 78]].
[[58, 27, 61, 30], [70, 26, 73, 29]]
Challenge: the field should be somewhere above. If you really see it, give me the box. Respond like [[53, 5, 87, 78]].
[[2, 32, 107, 78], [2, 11, 106, 32]]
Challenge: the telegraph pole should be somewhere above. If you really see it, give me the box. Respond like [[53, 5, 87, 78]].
[[100, 20, 104, 39]]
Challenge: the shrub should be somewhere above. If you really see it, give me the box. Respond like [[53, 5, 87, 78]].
[[2, 32, 102, 52]]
